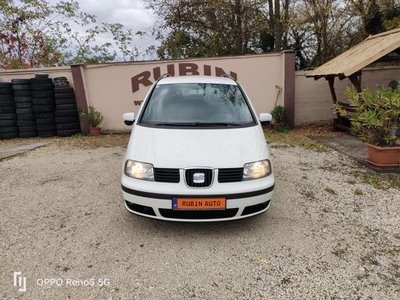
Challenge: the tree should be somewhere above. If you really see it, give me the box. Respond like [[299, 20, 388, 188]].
[[0, 0, 140, 69], [145, 0, 271, 59]]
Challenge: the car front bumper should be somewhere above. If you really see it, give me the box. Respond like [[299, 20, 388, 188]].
[[121, 174, 274, 222]]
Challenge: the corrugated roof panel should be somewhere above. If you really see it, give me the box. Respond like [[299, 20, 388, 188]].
[[306, 28, 400, 78]]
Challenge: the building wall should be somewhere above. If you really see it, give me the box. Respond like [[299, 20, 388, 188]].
[[81, 54, 286, 131], [294, 66, 400, 126]]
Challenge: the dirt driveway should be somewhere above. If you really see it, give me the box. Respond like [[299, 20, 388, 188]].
[[1, 137, 399, 299]]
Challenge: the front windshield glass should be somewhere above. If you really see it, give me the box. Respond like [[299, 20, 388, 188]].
[[139, 83, 256, 126]]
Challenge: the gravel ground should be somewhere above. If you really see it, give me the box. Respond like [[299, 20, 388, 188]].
[[1, 141, 399, 299]]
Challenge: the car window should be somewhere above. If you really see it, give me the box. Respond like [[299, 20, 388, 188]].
[[139, 83, 256, 127]]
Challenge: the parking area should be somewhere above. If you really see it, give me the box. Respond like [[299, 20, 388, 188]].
[[1, 133, 399, 299]]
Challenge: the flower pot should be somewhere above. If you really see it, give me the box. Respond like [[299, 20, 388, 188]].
[[89, 127, 101, 136], [366, 143, 400, 168]]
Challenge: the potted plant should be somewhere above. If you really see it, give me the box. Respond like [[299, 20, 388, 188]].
[[271, 105, 288, 131], [334, 85, 400, 168], [80, 105, 104, 135]]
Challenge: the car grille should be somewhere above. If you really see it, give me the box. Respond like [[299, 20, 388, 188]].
[[154, 168, 180, 183], [159, 208, 239, 219], [218, 168, 243, 183], [185, 169, 213, 187]]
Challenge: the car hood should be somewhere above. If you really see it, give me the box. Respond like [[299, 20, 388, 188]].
[[125, 125, 270, 168]]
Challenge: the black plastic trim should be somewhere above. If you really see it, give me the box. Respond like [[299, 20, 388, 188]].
[[121, 184, 274, 200]]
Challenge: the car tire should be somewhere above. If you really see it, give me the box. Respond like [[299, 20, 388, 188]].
[[57, 129, 80, 136], [55, 116, 79, 123], [0, 107, 16, 114], [0, 120, 17, 126], [19, 131, 38, 138], [38, 130, 57, 137], [14, 97, 33, 103], [18, 125, 37, 132], [16, 108, 34, 115], [30, 78, 52, 85], [56, 122, 80, 130], [55, 109, 78, 117], [0, 101, 15, 107], [36, 118, 55, 125], [0, 132, 19, 139], [0, 82, 12, 88], [15, 102, 32, 109], [32, 98, 55, 106], [0, 113, 17, 120], [13, 90, 32, 97], [32, 91, 54, 98], [54, 87, 73, 93], [12, 84, 31, 91], [33, 106, 55, 113], [31, 84, 54, 91], [55, 93, 74, 99], [11, 79, 31, 85], [18, 114, 35, 120], [0, 126, 18, 133], [55, 98, 76, 105], [17, 120, 36, 126], [0, 95, 14, 102], [35, 112, 55, 119], [56, 104, 76, 111], [37, 124, 57, 131]]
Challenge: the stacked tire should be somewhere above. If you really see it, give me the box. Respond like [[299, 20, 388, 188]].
[[0, 82, 18, 139], [31, 74, 57, 137], [54, 77, 80, 136], [12, 79, 37, 138]]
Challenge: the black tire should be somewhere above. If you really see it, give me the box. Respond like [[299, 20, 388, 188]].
[[15, 102, 32, 109], [0, 95, 14, 101], [38, 130, 57, 137], [17, 120, 36, 126], [53, 76, 68, 81], [13, 90, 32, 97], [17, 114, 35, 120], [0, 82, 12, 88], [56, 104, 76, 111], [55, 98, 76, 105], [0, 120, 17, 126], [32, 98, 55, 106], [32, 91, 54, 98], [55, 82, 70, 88], [18, 125, 37, 132], [0, 101, 15, 107], [16, 108, 34, 115], [55, 109, 78, 117], [12, 84, 31, 91], [0, 88, 13, 95], [31, 84, 54, 91], [36, 118, 55, 125], [0, 126, 18, 133], [35, 73, 49, 78], [35, 112, 55, 119], [0, 107, 16, 114], [56, 122, 80, 130], [33, 105, 55, 113], [55, 116, 79, 124], [30, 78, 52, 85], [11, 79, 30, 85], [19, 131, 38, 138], [0, 113, 17, 120], [57, 129, 80, 136], [0, 132, 18, 139], [54, 87, 73, 93], [37, 124, 56, 131], [55, 93, 74, 99], [14, 96, 33, 103]]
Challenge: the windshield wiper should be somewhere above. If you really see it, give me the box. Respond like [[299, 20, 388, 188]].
[[151, 122, 244, 127]]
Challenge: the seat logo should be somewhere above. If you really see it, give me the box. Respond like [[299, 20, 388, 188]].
[[193, 173, 205, 184]]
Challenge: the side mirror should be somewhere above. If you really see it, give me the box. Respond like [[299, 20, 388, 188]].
[[123, 112, 135, 126], [259, 113, 272, 126]]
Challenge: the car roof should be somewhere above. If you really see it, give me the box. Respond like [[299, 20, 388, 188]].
[[157, 75, 237, 85]]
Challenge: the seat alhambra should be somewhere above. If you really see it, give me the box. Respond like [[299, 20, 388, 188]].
[[121, 75, 274, 222]]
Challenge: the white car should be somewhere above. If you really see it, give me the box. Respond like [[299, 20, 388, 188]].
[[121, 75, 274, 222]]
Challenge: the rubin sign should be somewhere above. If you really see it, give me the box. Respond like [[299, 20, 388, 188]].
[[131, 63, 238, 93]]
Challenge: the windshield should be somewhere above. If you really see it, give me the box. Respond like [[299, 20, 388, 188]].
[[139, 83, 256, 127]]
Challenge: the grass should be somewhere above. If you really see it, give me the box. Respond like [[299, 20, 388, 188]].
[[325, 187, 337, 195], [265, 124, 338, 152], [355, 172, 400, 190], [354, 189, 364, 196]]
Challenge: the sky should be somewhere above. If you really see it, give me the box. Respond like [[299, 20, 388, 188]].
[[49, 0, 159, 60]]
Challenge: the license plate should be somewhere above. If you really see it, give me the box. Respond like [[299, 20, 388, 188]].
[[172, 198, 226, 210]]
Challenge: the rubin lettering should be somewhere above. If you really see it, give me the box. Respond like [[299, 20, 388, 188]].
[[131, 63, 238, 93]]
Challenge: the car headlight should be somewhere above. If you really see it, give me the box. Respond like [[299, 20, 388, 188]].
[[243, 159, 272, 180], [124, 160, 154, 181]]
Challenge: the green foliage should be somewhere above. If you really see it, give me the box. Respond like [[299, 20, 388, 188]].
[[271, 105, 287, 124], [0, 0, 141, 68], [80, 106, 104, 128], [334, 85, 400, 147]]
